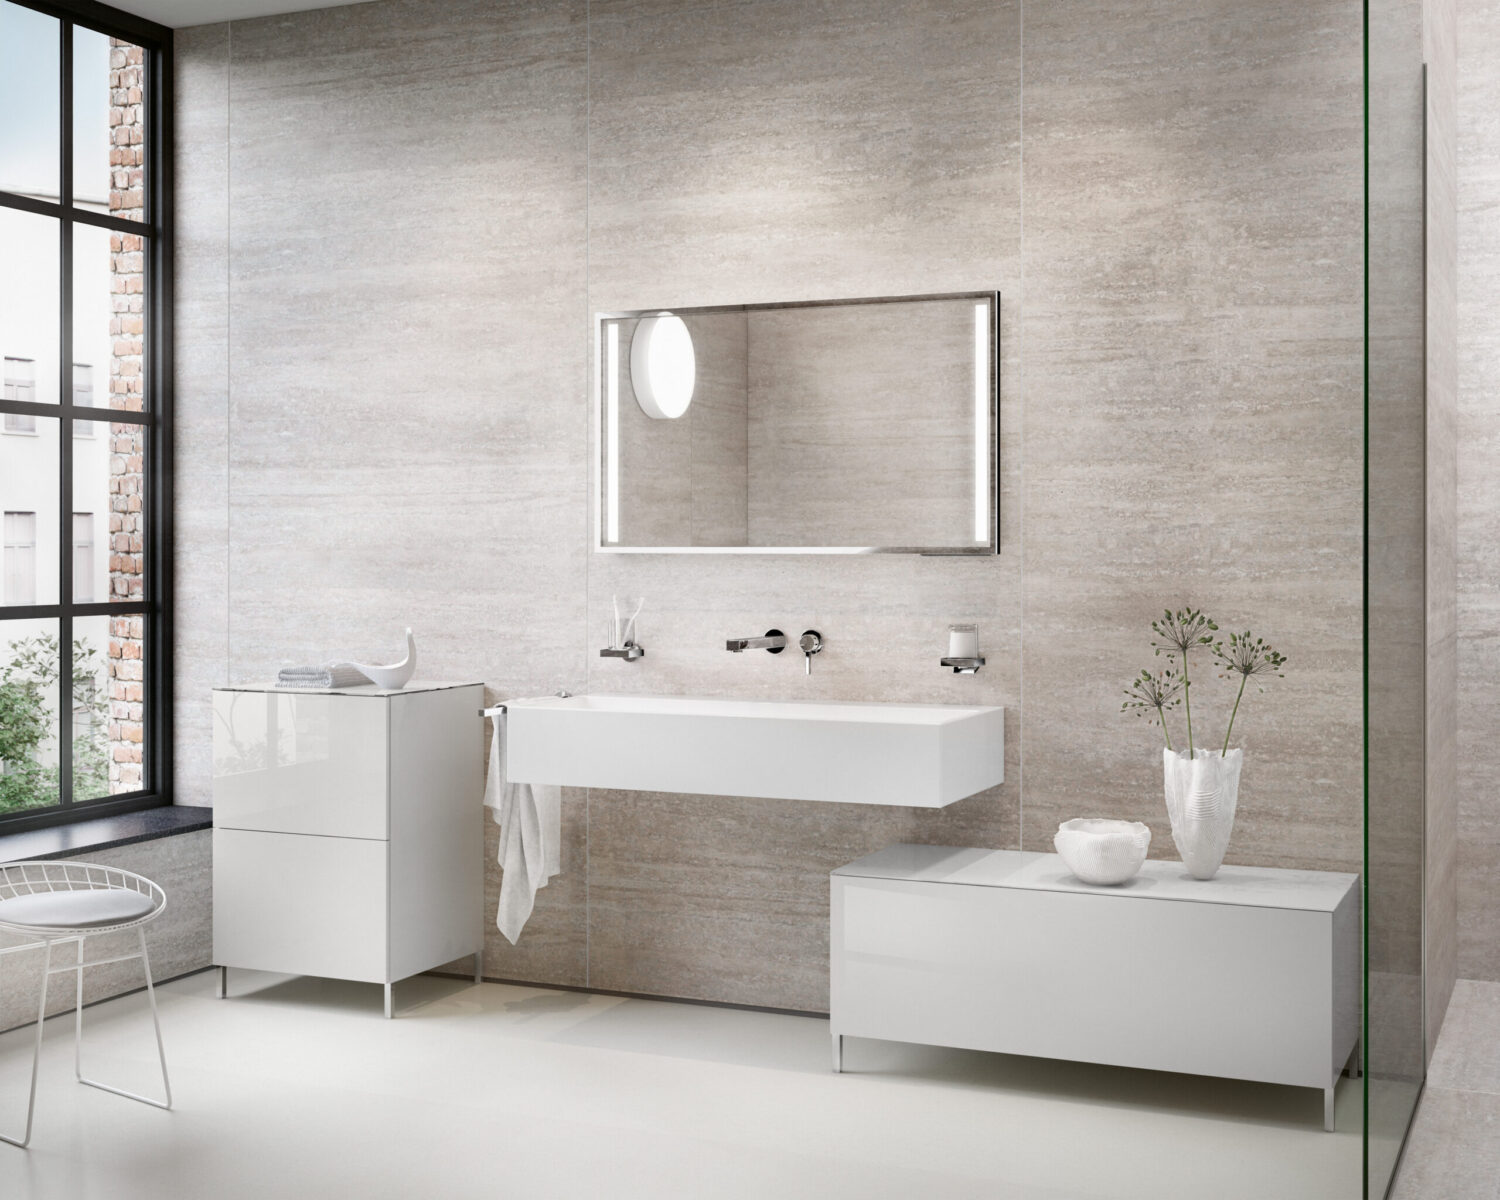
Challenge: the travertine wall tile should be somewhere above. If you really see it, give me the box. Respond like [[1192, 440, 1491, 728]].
[[1424, 0, 1459, 1047], [1367, 0, 1428, 1093], [172, 23, 232, 807], [1020, 0, 1364, 875], [221, 0, 589, 703], [1458, 0, 1500, 983]]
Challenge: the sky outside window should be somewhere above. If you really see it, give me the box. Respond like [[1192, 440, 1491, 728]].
[[0, 5, 112, 206], [0, 2, 59, 199]]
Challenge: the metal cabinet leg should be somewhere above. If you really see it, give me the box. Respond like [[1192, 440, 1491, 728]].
[[217, 965, 227, 999], [384, 982, 394, 1020], [1324, 1083, 1335, 1132], [474, 950, 483, 985], [832, 1033, 843, 1074]]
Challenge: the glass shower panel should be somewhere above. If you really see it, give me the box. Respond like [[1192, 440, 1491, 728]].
[[1365, 0, 1428, 1193]]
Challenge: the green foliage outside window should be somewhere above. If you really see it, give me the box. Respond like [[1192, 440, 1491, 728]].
[[0, 633, 110, 815]]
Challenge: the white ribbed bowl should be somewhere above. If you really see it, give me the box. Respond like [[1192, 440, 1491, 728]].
[[1054, 818, 1151, 885]]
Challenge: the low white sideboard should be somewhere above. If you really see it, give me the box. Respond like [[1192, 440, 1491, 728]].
[[212, 682, 485, 1017], [830, 844, 1360, 1130]]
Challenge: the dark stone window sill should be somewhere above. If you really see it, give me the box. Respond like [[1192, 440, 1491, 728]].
[[0, 806, 212, 864]]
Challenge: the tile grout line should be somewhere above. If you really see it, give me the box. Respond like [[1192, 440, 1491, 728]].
[[224, 20, 233, 697], [583, 0, 592, 992], [1016, 0, 1025, 855]]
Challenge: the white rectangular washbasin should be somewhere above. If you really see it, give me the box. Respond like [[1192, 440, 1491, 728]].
[[504, 694, 1004, 808]]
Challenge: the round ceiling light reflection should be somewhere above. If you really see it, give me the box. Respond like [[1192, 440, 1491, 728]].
[[631, 312, 696, 419]]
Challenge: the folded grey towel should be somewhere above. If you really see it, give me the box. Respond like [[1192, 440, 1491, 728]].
[[276, 663, 370, 689]]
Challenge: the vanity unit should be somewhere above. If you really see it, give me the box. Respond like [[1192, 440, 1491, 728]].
[[211, 682, 485, 1017], [831, 845, 1360, 1129]]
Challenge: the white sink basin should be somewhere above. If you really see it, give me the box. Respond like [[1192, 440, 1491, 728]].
[[505, 694, 1004, 808]]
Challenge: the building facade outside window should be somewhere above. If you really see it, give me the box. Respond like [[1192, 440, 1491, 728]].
[[3, 511, 37, 604], [0, 0, 172, 829], [3, 356, 37, 432], [72, 360, 93, 407], [3, 356, 35, 401], [72, 511, 92, 602]]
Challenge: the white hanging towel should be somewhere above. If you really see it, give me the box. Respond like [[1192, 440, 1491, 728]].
[[483, 708, 562, 944]]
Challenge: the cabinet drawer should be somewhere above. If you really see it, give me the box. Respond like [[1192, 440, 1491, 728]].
[[832, 876, 1332, 1089], [213, 690, 388, 839], [213, 829, 389, 984]]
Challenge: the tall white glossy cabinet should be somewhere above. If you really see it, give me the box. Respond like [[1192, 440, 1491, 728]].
[[212, 682, 485, 1017]]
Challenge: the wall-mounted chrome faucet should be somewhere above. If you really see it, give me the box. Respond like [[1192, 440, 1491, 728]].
[[726, 629, 787, 654], [724, 628, 823, 674]]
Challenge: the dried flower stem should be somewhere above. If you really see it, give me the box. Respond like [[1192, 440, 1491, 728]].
[[1121, 667, 1182, 750], [1214, 631, 1288, 753], [1150, 608, 1217, 758]]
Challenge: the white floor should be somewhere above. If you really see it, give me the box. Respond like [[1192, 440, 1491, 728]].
[[0, 969, 1362, 1200]]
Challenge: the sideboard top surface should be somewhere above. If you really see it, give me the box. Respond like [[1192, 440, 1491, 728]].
[[833, 845, 1359, 914], [214, 681, 483, 698]]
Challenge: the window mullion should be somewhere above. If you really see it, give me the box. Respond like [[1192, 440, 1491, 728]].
[[58, 17, 73, 809]]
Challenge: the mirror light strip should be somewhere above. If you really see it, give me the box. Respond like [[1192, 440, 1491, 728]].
[[974, 303, 990, 543], [606, 323, 621, 544]]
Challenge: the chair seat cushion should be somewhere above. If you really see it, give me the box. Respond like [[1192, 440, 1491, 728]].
[[0, 888, 155, 930]]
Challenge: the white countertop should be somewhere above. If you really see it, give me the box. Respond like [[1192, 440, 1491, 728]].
[[833, 844, 1359, 913]]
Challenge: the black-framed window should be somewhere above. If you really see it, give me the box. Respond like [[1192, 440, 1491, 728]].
[[0, 0, 172, 832]]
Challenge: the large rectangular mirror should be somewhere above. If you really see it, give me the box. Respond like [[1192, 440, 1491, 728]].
[[596, 292, 999, 554]]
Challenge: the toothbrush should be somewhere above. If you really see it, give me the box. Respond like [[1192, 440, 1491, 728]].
[[623, 598, 644, 647]]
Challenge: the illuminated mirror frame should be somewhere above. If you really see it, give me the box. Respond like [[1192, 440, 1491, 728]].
[[595, 291, 1000, 556]]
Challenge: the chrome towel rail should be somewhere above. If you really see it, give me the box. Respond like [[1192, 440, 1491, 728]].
[[480, 690, 570, 717]]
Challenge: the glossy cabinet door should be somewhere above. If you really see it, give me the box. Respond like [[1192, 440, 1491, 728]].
[[831, 845, 1360, 1129], [835, 875, 1332, 1088], [212, 690, 389, 839], [214, 827, 389, 983]]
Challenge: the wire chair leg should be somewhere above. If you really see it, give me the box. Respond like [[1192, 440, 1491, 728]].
[[76, 927, 171, 1110], [0, 939, 53, 1149]]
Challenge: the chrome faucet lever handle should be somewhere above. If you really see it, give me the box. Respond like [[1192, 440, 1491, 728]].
[[799, 630, 823, 675]]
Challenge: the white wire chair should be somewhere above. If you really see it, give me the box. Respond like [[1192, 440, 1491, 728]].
[[0, 861, 172, 1149]]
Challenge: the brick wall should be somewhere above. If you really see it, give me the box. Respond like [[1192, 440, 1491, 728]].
[[107, 38, 146, 793]]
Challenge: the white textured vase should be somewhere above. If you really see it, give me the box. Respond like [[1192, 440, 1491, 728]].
[[1162, 747, 1242, 880]]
